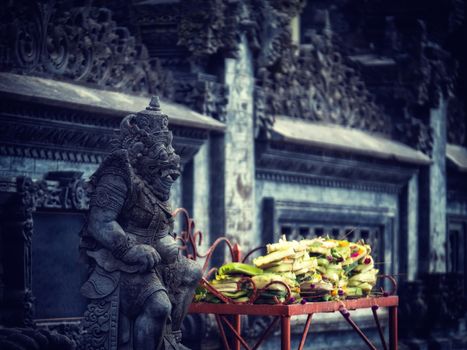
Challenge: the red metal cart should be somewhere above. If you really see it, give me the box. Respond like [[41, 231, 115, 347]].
[[174, 208, 399, 350], [189, 296, 398, 350]]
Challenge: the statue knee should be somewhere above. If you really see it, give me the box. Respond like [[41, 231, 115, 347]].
[[193, 262, 203, 283], [185, 260, 203, 287], [176, 257, 203, 287], [143, 291, 171, 319]]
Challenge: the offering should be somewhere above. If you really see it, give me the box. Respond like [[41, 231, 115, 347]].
[[201, 262, 263, 303], [195, 235, 379, 304], [251, 273, 300, 304], [299, 237, 378, 300]]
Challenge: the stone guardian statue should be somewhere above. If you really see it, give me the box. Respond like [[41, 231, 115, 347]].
[[80, 97, 202, 350]]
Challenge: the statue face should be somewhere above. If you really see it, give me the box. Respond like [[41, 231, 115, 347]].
[[137, 131, 181, 201]]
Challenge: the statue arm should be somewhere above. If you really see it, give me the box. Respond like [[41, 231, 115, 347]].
[[88, 174, 160, 271], [88, 174, 130, 254]]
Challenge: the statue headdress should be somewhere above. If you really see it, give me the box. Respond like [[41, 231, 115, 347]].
[[111, 96, 172, 166]]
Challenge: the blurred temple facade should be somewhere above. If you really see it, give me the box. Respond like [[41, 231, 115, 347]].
[[0, 0, 466, 349]]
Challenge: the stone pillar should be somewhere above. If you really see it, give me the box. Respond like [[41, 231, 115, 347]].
[[400, 174, 419, 281], [193, 144, 211, 252], [223, 35, 256, 251], [418, 97, 448, 274]]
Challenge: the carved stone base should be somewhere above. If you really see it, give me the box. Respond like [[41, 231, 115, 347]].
[[82, 288, 119, 350]]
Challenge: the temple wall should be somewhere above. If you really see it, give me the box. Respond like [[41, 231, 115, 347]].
[[192, 143, 211, 251], [428, 101, 448, 273], [223, 36, 257, 251], [0, 156, 98, 180]]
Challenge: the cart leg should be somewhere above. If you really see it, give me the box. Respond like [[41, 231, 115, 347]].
[[371, 305, 388, 350], [298, 314, 313, 350], [215, 315, 231, 350], [389, 306, 398, 350], [233, 315, 241, 350], [281, 316, 291, 350]]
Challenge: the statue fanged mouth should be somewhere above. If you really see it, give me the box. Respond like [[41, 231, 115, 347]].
[[160, 167, 180, 186]]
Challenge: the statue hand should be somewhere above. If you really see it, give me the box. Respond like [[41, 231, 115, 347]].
[[123, 244, 161, 272]]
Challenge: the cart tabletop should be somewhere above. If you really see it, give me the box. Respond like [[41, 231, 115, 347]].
[[189, 295, 398, 316]]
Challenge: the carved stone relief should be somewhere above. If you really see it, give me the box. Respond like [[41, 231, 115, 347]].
[[0, 0, 173, 98], [178, 1, 392, 139], [178, 0, 228, 57], [255, 27, 391, 138], [0, 100, 210, 172], [174, 74, 229, 122], [447, 97, 466, 146], [174, 0, 461, 155]]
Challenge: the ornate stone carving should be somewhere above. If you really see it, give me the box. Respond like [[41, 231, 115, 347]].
[[255, 25, 391, 137], [174, 74, 229, 122], [254, 87, 270, 137], [23, 289, 35, 328], [0, 0, 173, 97], [447, 97, 466, 146], [383, 18, 456, 109], [34, 172, 90, 210], [253, 0, 305, 65], [393, 114, 434, 156], [345, 8, 461, 155], [177, 0, 305, 59], [80, 97, 202, 350], [137, 0, 234, 121], [0, 177, 36, 326], [379, 18, 457, 155], [15, 178, 36, 327], [178, 0, 227, 57], [0, 101, 210, 170], [17, 177, 36, 246], [82, 289, 119, 350], [11, 173, 90, 211], [174, 0, 457, 155]]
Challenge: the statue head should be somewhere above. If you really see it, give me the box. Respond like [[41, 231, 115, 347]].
[[112, 96, 181, 201]]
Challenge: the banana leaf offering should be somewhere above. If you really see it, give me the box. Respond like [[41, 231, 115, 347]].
[[300, 237, 378, 300], [204, 262, 263, 303], [253, 237, 318, 276], [196, 262, 263, 303], [251, 273, 300, 304], [195, 236, 380, 304]]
